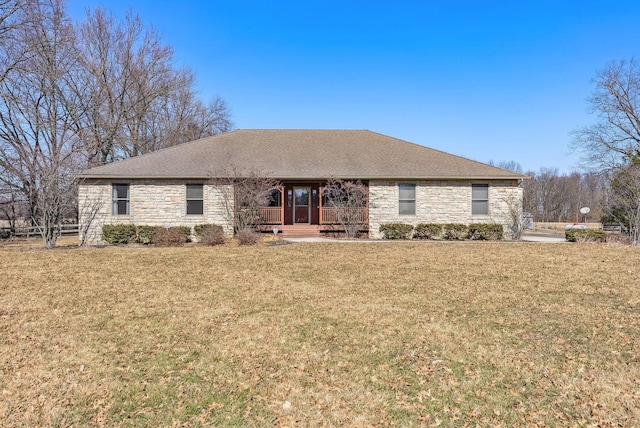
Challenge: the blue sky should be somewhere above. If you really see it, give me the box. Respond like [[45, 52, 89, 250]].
[[66, 0, 640, 173]]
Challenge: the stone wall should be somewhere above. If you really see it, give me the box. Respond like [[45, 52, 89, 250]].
[[368, 180, 523, 239], [78, 180, 234, 245]]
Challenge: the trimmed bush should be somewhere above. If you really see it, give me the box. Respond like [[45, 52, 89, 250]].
[[101, 224, 136, 245], [379, 223, 414, 239], [101, 224, 193, 245], [136, 225, 160, 245], [565, 228, 607, 243], [194, 223, 223, 237], [442, 223, 468, 240], [237, 228, 261, 245], [153, 227, 188, 247], [468, 223, 503, 240], [414, 223, 442, 240], [200, 226, 226, 246]]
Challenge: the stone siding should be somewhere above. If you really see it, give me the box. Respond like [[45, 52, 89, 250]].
[[79, 178, 523, 245], [368, 180, 522, 239], [79, 180, 234, 245]]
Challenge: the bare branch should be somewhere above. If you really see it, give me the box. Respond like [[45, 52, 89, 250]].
[[322, 178, 368, 238], [209, 166, 280, 234], [572, 59, 640, 171]]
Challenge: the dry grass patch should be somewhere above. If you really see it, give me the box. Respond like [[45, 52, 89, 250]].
[[1, 240, 639, 426]]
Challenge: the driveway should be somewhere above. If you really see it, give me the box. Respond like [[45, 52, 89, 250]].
[[521, 233, 567, 243]]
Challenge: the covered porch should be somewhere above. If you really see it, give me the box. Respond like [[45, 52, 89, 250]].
[[257, 182, 369, 235]]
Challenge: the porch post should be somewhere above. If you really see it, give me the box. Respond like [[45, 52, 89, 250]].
[[319, 186, 324, 224], [279, 186, 284, 225]]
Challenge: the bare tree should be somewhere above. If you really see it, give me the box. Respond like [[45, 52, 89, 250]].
[[532, 168, 566, 222], [0, 0, 83, 248], [522, 168, 606, 223], [0, 0, 28, 85], [604, 166, 640, 245], [494, 191, 524, 240], [572, 59, 640, 172], [0, 0, 21, 34], [322, 178, 368, 238], [210, 167, 280, 234], [143, 83, 232, 151], [488, 159, 523, 174], [578, 171, 606, 221], [571, 59, 640, 244], [73, 8, 232, 166]]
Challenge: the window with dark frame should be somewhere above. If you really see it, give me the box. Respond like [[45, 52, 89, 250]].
[[268, 188, 281, 207], [186, 184, 204, 215], [398, 183, 416, 215], [472, 183, 489, 215], [112, 183, 129, 215]]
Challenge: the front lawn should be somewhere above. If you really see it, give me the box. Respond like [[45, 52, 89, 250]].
[[1, 240, 638, 426]]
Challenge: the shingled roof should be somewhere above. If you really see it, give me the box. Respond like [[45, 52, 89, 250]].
[[78, 129, 525, 180]]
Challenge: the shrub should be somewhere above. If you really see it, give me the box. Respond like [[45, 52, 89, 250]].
[[194, 223, 223, 237], [170, 226, 192, 242], [200, 226, 226, 246], [136, 225, 160, 244], [605, 232, 631, 246], [564, 229, 580, 242], [468, 223, 503, 240], [565, 228, 607, 243], [442, 223, 468, 240], [379, 223, 414, 239], [101, 224, 136, 245], [237, 228, 261, 245], [152, 227, 188, 247], [414, 223, 442, 240]]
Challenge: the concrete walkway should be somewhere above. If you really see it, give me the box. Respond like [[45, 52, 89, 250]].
[[282, 234, 568, 243], [282, 237, 386, 243]]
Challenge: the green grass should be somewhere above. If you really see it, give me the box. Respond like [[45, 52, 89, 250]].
[[1, 239, 639, 426]]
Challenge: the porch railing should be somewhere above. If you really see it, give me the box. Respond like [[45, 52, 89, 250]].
[[258, 206, 369, 225], [320, 207, 368, 225], [259, 207, 283, 225]]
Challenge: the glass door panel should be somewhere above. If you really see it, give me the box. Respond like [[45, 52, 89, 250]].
[[294, 187, 310, 224]]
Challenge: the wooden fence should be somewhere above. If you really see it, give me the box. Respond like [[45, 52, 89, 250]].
[[0, 224, 79, 238]]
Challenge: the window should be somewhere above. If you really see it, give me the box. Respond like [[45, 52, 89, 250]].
[[112, 184, 129, 215], [186, 184, 204, 215], [472, 184, 489, 215], [399, 183, 416, 215], [268, 188, 282, 207]]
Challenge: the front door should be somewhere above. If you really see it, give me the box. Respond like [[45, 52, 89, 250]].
[[294, 187, 310, 224]]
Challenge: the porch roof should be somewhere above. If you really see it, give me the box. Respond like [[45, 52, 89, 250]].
[[78, 129, 526, 180]]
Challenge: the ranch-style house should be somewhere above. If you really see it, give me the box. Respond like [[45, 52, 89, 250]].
[[77, 129, 526, 244]]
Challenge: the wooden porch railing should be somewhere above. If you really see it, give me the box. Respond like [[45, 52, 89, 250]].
[[319, 207, 368, 225], [259, 207, 283, 225], [258, 206, 369, 226]]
